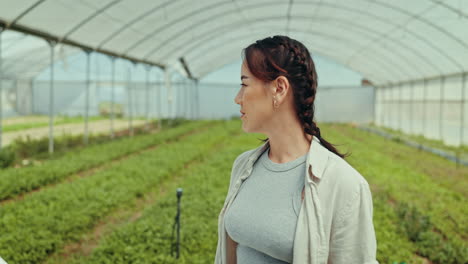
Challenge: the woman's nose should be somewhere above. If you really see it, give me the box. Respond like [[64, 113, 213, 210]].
[[234, 89, 242, 105]]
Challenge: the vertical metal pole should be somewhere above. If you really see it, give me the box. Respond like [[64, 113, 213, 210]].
[[380, 86, 388, 126], [110, 56, 116, 138], [461, 74, 466, 146], [390, 84, 394, 128], [0, 27, 3, 150], [183, 79, 187, 119], [389, 85, 393, 129], [47, 40, 57, 154], [176, 80, 180, 119], [410, 81, 414, 135], [179, 79, 183, 119], [30, 79, 34, 114], [382, 85, 386, 127], [195, 79, 200, 120], [185, 79, 190, 119], [192, 80, 197, 119], [145, 66, 150, 130], [185, 79, 192, 119], [390, 84, 394, 129], [398, 83, 402, 131], [376, 86, 380, 125], [127, 65, 133, 136], [178, 79, 181, 119], [175, 80, 178, 119], [440, 77, 445, 142], [84, 50, 91, 145], [423, 79, 428, 138], [181, 80, 184, 119], [189, 80, 193, 120], [165, 69, 172, 126], [156, 71, 162, 130], [383, 86, 387, 127], [372, 85, 377, 126]]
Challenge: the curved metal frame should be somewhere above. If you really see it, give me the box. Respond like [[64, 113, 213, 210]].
[[186, 29, 405, 82], [1, 0, 466, 82], [132, 0, 460, 74], [190, 39, 385, 83], [184, 23, 433, 77], [156, 16, 437, 80], [97, 0, 180, 49]]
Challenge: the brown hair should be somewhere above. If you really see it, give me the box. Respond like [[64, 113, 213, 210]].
[[242, 35, 349, 159]]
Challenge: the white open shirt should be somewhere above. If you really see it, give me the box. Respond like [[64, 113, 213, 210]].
[[215, 136, 379, 264]]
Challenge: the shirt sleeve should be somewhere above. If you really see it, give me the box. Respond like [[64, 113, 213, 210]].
[[328, 181, 379, 264]]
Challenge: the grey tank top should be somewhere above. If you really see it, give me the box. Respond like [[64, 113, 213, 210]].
[[224, 147, 307, 264]]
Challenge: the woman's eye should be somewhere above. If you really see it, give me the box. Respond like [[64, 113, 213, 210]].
[[240, 83, 246, 87]]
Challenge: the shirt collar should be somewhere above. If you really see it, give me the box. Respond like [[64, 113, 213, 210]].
[[243, 136, 329, 182]]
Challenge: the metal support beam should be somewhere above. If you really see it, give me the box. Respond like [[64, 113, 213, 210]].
[[410, 81, 414, 134], [398, 83, 402, 131], [156, 71, 162, 130], [381, 86, 386, 126], [165, 69, 173, 126], [0, 27, 3, 150], [390, 85, 394, 129], [182, 79, 185, 119], [0, 19, 165, 70], [110, 56, 116, 138], [423, 79, 428, 138], [184, 79, 188, 119], [372, 86, 377, 125], [176, 80, 181, 119], [127, 65, 134, 136], [190, 80, 194, 120], [461, 73, 466, 146], [179, 57, 193, 80], [145, 65, 150, 130], [383, 86, 387, 127], [195, 80, 200, 120], [84, 49, 92, 145], [440, 77, 445, 141], [47, 40, 57, 154]]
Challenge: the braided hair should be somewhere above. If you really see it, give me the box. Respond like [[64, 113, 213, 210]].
[[242, 35, 349, 159]]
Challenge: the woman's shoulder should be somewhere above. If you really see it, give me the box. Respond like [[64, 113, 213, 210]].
[[321, 151, 371, 196]]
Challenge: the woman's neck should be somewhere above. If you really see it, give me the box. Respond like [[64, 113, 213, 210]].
[[266, 122, 311, 164]]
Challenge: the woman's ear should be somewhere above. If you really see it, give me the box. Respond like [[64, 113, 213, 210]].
[[273, 76, 290, 102]]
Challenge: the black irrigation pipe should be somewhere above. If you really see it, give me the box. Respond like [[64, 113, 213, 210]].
[[357, 125, 468, 167]]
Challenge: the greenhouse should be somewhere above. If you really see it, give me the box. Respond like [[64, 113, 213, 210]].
[[0, 1, 466, 264]]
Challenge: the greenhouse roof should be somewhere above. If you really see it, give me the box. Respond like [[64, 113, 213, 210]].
[[0, 0, 467, 85]]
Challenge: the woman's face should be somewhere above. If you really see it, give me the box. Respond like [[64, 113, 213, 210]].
[[234, 61, 274, 133]]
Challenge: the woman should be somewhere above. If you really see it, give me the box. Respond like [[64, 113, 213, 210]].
[[215, 35, 378, 264]]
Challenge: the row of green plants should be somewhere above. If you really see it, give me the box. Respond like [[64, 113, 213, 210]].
[[0, 120, 241, 264], [321, 123, 467, 263], [370, 192, 419, 263], [0, 119, 215, 201], [64, 123, 256, 264], [359, 123, 468, 197], [64, 125, 418, 264]]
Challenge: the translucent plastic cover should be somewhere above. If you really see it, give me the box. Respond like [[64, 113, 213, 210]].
[[0, 0, 467, 83]]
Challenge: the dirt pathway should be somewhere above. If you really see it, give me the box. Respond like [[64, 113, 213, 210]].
[[1, 119, 147, 147]]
